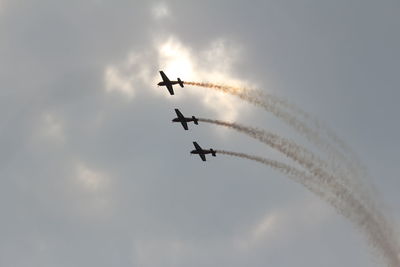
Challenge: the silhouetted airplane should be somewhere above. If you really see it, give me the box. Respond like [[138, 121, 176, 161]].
[[157, 70, 184, 95], [172, 109, 198, 130], [190, 142, 216, 161]]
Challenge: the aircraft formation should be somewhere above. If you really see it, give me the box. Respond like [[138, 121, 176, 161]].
[[158, 70, 215, 161]]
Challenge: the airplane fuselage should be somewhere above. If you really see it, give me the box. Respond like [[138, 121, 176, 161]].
[[190, 150, 214, 155], [157, 81, 179, 86], [157, 81, 180, 86], [172, 117, 196, 123]]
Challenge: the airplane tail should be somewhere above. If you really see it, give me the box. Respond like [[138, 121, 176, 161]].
[[192, 116, 199, 125], [210, 149, 216, 157], [177, 78, 184, 88]]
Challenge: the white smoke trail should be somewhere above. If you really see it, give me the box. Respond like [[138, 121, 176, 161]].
[[184, 81, 399, 265], [199, 118, 347, 191], [254, 88, 378, 211], [216, 150, 337, 205], [199, 118, 392, 242], [186, 81, 381, 236], [217, 150, 400, 266], [184, 82, 338, 154], [184, 81, 368, 192]]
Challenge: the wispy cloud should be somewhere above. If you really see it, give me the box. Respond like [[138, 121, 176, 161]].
[[133, 238, 189, 267], [37, 112, 66, 143], [236, 197, 333, 251], [66, 162, 115, 220], [151, 2, 170, 20], [104, 66, 136, 99], [155, 36, 250, 121], [104, 34, 253, 120]]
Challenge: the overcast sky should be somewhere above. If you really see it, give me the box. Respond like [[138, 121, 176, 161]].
[[1, 1, 399, 266]]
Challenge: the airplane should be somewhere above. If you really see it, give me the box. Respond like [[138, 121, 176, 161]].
[[157, 70, 184, 95], [190, 141, 216, 161], [172, 109, 199, 130]]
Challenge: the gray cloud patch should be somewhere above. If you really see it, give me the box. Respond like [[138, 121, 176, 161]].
[[0, 1, 399, 267]]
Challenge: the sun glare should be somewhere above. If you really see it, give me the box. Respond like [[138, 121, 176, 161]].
[[155, 37, 252, 120], [158, 38, 194, 80]]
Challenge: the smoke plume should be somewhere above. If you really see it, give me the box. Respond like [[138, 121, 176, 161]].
[[216, 150, 336, 204], [184, 82, 366, 184], [217, 150, 400, 266], [199, 118, 348, 191], [186, 81, 379, 226], [184, 81, 399, 265]]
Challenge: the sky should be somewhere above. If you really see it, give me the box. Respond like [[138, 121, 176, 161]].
[[0, 1, 399, 266]]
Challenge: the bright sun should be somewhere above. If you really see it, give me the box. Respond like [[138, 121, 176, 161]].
[[158, 38, 195, 80]]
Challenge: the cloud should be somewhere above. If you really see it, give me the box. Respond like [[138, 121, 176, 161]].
[[155, 36, 251, 121], [2, 1, 399, 267], [36, 112, 66, 143], [236, 196, 333, 251], [133, 239, 189, 267], [104, 35, 253, 121], [104, 66, 135, 99], [67, 162, 115, 220], [151, 2, 170, 20], [103, 51, 153, 100], [248, 212, 280, 243], [75, 163, 108, 193]]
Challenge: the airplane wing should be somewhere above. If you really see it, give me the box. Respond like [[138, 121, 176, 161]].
[[199, 154, 206, 161], [174, 109, 188, 129], [160, 71, 174, 95], [181, 121, 188, 130], [193, 142, 202, 151], [159, 71, 170, 82], [175, 109, 184, 119], [166, 84, 174, 95]]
